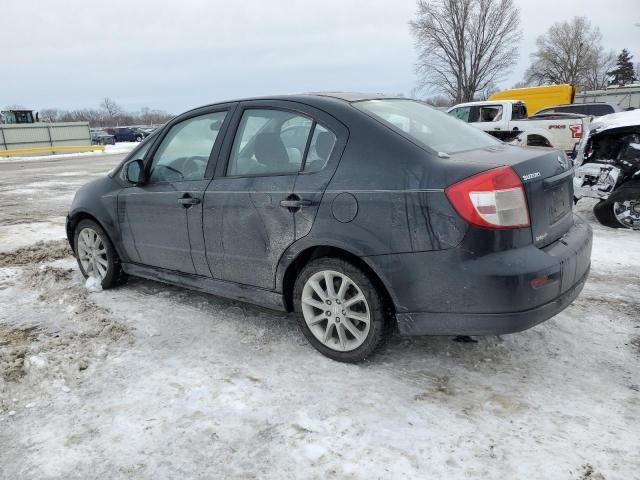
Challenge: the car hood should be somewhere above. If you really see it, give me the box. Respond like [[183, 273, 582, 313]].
[[588, 109, 640, 135]]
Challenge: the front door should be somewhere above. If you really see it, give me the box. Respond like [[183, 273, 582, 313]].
[[118, 109, 230, 274], [203, 103, 316, 289]]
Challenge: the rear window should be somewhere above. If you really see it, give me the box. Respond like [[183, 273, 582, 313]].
[[357, 99, 500, 154], [585, 104, 615, 116]]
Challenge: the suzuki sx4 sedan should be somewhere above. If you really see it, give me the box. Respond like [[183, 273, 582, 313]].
[[67, 93, 592, 362]]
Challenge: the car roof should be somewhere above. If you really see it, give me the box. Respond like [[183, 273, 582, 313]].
[[540, 103, 615, 109], [179, 92, 407, 116], [449, 100, 524, 109]]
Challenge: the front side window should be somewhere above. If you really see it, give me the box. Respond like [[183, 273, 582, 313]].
[[148, 111, 227, 183], [478, 105, 503, 122], [227, 109, 313, 176], [358, 99, 500, 154]]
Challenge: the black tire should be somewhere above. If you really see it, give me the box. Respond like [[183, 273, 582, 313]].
[[293, 257, 392, 363], [135, 135, 143, 142], [593, 181, 640, 229], [73, 219, 123, 289]]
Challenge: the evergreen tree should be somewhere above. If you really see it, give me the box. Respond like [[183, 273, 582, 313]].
[[608, 49, 636, 85]]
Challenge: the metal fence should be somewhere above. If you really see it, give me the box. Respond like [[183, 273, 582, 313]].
[[0, 122, 91, 156], [575, 85, 640, 110]]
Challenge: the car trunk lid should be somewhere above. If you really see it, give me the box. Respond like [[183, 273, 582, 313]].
[[446, 145, 574, 247]]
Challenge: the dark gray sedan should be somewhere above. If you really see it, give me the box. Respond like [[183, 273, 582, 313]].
[[90, 129, 116, 145], [67, 93, 592, 362]]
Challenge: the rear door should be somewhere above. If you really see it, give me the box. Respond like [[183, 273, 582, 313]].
[[203, 101, 313, 288], [117, 107, 232, 274], [290, 111, 348, 240]]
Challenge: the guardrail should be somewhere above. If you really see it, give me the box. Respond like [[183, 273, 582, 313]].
[[0, 145, 105, 157]]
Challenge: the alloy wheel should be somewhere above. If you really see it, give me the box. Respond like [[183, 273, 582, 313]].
[[613, 200, 640, 229], [77, 227, 109, 279], [301, 270, 371, 352]]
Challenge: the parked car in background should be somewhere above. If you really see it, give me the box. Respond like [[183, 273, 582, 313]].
[[534, 103, 619, 118], [67, 93, 592, 362], [448, 100, 591, 154], [104, 127, 148, 142], [90, 129, 115, 145], [574, 109, 640, 229], [138, 126, 158, 135]]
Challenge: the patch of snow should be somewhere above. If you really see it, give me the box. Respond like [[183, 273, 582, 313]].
[[84, 275, 102, 292], [0, 173, 638, 478], [0, 142, 138, 163], [0, 218, 66, 253]]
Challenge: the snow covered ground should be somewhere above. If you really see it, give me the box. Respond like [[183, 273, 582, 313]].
[[0, 142, 138, 163], [0, 154, 638, 479]]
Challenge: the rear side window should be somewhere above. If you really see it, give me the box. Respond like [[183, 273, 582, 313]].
[[588, 104, 615, 116], [359, 99, 500, 154], [304, 124, 337, 173], [227, 109, 316, 176], [511, 104, 528, 120]]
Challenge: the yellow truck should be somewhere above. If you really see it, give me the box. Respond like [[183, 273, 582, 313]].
[[489, 84, 575, 117]]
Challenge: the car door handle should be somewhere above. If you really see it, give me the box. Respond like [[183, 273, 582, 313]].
[[179, 194, 201, 207], [280, 195, 312, 210]]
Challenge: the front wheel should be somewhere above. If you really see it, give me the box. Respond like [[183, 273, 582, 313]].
[[593, 181, 640, 229], [74, 219, 123, 288], [293, 257, 392, 363]]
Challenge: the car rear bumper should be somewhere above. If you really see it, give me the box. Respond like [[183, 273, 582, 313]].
[[395, 267, 588, 335], [363, 214, 593, 336]]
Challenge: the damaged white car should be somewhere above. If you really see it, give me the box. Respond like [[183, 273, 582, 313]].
[[574, 110, 640, 229]]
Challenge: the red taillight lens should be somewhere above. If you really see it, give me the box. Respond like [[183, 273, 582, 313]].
[[445, 166, 530, 229], [570, 124, 582, 139]]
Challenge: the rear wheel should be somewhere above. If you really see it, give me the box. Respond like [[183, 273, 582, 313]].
[[593, 181, 640, 229], [74, 219, 123, 288], [293, 257, 391, 363]]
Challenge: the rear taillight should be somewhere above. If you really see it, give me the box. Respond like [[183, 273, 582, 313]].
[[445, 166, 530, 229], [570, 124, 582, 139]]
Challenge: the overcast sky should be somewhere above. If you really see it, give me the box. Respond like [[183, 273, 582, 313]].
[[3, 0, 639, 114]]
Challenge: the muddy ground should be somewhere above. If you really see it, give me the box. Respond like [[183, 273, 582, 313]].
[[0, 152, 638, 479]]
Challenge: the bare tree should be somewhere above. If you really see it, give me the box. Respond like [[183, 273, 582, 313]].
[[423, 95, 453, 108], [525, 17, 613, 90], [584, 49, 616, 90], [410, 0, 522, 103], [39, 108, 62, 123], [100, 97, 123, 123]]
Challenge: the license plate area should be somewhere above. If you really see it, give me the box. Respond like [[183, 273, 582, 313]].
[[546, 181, 572, 225]]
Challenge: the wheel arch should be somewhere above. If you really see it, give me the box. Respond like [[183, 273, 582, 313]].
[[66, 210, 118, 256], [526, 133, 553, 148], [280, 244, 397, 317]]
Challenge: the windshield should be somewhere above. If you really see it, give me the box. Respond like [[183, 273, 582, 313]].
[[357, 99, 500, 154]]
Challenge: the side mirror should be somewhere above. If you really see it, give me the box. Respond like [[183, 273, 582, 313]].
[[125, 159, 145, 184]]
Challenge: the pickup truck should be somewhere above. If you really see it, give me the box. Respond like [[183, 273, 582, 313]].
[[447, 100, 591, 154]]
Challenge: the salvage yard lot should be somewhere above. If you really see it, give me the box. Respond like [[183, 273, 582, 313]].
[[1, 153, 639, 479]]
